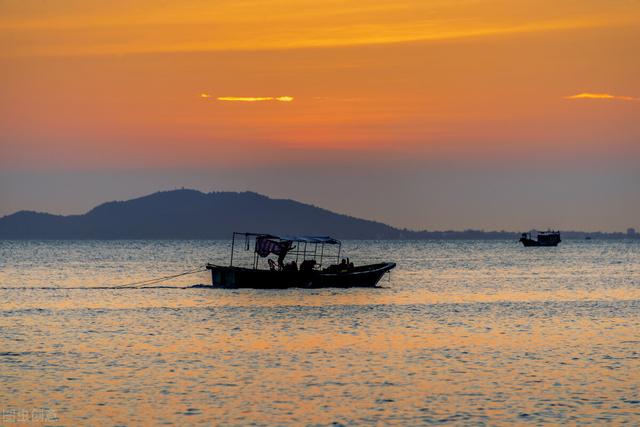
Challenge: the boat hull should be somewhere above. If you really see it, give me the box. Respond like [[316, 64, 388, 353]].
[[205, 262, 396, 288], [520, 238, 559, 247]]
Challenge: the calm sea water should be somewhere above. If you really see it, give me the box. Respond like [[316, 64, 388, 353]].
[[1, 240, 639, 425]]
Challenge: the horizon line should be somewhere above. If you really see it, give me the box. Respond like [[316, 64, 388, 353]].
[[0, 187, 637, 236]]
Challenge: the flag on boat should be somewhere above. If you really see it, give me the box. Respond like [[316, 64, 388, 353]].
[[255, 237, 293, 257]]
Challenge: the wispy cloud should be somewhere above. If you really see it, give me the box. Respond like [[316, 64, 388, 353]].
[[5, 0, 639, 57], [564, 93, 638, 101], [210, 96, 294, 102]]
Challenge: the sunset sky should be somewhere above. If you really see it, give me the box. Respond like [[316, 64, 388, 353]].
[[1, 0, 639, 231]]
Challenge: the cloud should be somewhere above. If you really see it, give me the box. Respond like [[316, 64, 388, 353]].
[[214, 96, 294, 102], [564, 93, 638, 101], [6, 0, 638, 57], [200, 93, 212, 98]]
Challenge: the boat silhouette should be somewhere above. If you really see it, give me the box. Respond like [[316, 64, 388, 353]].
[[519, 230, 561, 247], [205, 232, 395, 288]]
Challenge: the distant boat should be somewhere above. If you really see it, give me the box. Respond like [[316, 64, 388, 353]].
[[585, 236, 592, 240], [519, 230, 561, 247], [205, 232, 396, 288]]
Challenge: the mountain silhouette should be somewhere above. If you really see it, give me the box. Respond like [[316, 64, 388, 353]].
[[0, 189, 409, 239], [1, 189, 635, 239]]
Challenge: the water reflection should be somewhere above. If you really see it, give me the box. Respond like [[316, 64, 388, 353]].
[[0, 240, 639, 424]]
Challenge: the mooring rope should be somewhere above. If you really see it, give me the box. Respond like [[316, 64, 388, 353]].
[[0, 267, 208, 290], [111, 267, 208, 289]]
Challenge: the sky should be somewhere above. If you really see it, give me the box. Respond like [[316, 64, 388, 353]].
[[1, 0, 639, 231]]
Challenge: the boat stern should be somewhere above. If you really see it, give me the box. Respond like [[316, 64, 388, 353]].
[[206, 264, 236, 287]]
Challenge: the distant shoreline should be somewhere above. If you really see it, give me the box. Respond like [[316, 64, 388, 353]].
[[1, 189, 637, 240], [1, 233, 637, 241]]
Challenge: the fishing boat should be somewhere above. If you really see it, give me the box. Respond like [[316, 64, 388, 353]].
[[519, 230, 561, 247], [205, 232, 396, 288]]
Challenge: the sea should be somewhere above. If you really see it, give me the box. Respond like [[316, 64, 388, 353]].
[[1, 239, 639, 425]]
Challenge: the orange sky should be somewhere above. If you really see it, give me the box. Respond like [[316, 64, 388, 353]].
[[0, 0, 639, 229]]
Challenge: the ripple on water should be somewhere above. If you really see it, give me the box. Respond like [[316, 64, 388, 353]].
[[0, 240, 639, 425]]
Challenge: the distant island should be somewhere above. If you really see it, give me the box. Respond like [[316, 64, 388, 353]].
[[0, 189, 637, 240]]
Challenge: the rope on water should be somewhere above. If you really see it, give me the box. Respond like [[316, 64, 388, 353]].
[[112, 267, 208, 289], [0, 267, 208, 290]]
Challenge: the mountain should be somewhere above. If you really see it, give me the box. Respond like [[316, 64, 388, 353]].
[[0, 189, 411, 239], [0, 189, 636, 239]]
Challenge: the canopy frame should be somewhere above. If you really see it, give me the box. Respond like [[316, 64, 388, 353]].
[[229, 232, 342, 269]]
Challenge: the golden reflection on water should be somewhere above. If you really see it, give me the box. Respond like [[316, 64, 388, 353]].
[[1, 240, 639, 424], [2, 302, 638, 425], [2, 286, 640, 312]]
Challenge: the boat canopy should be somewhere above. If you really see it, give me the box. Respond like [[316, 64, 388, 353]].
[[233, 232, 340, 245], [277, 235, 340, 244], [230, 232, 342, 268]]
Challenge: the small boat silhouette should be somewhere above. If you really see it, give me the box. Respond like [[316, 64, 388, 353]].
[[519, 230, 561, 247]]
